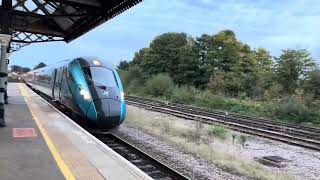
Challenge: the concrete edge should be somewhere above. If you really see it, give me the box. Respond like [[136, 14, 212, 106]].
[[22, 83, 153, 180]]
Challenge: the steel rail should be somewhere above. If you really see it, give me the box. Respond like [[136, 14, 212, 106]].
[[26, 85, 189, 180], [126, 96, 320, 151], [91, 132, 189, 180]]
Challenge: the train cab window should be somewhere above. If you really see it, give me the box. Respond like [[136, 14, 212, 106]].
[[83, 67, 117, 87]]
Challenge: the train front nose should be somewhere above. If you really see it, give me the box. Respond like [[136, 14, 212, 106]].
[[93, 98, 122, 129]]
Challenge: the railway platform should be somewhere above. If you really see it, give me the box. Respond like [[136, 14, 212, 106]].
[[0, 83, 151, 180]]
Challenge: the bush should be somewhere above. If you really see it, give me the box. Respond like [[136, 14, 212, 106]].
[[127, 79, 145, 95], [171, 86, 196, 104], [145, 74, 174, 98], [193, 90, 215, 107], [271, 98, 319, 123], [118, 66, 145, 95], [207, 125, 228, 140]]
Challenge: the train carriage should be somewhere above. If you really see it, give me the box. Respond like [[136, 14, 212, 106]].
[[24, 57, 126, 129]]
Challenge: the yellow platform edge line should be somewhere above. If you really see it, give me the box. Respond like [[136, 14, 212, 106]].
[[18, 84, 76, 180]]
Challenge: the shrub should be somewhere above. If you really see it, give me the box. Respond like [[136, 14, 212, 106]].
[[303, 70, 320, 100], [238, 135, 247, 148], [272, 98, 318, 123], [171, 86, 196, 104], [194, 90, 219, 108], [145, 74, 174, 98], [207, 125, 228, 140], [127, 79, 145, 95], [119, 66, 145, 95]]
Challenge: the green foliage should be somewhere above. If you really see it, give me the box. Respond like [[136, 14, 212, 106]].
[[271, 98, 320, 124], [131, 33, 189, 78], [275, 49, 317, 94], [207, 125, 228, 140], [145, 74, 174, 98], [238, 135, 247, 148], [171, 86, 196, 104], [254, 48, 273, 72], [303, 69, 320, 100], [208, 71, 225, 95], [120, 30, 320, 126], [118, 60, 130, 70], [118, 66, 145, 95]]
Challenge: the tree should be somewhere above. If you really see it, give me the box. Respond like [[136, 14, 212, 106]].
[[174, 39, 207, 87], [11, 65, 23, 73], [33, 62, 47, 70], [22, 67, 31, 73], [195, 34, 211, 65], [131, 48, 150, 67], [208, 70, 225, 95], [253, 48, 274, 98], [254, 48, 273, 72], [10, 65, 31, 73], [131, 32, 192, 83], [118, 60, 130, 70], [275, 49, 316, 94], [303, 69, 320, 99], [206, 30, 241, 72]]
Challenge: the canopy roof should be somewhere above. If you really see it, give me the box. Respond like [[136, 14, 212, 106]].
[[0, 0, 142, 51]]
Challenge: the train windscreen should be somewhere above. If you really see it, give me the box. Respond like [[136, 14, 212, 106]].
[[83, 67, 117, 87]]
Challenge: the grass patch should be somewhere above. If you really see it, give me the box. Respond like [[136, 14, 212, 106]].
[[125, 106, 293, 180]]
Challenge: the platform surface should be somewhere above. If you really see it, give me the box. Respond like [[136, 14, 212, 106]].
[[0, 84, 64, 180], [0, 83, 151, 180]]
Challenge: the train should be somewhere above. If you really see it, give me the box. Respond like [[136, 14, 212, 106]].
[[23, 57, 126, 129]]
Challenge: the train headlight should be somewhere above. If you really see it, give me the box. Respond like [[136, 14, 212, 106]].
[[120, 91, 124, 101], [80, 88, 91, 101], [93, 60, 101, 66]]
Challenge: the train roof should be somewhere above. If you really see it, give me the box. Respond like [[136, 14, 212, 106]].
[[32, 57, 115, 73]]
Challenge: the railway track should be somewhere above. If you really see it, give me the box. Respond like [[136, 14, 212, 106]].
[[28, 85, 189, 180], [91, 132, 188, 180], [125, 96, 320, 151]]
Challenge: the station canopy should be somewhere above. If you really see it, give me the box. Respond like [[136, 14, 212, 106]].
[[0, 0, 142, 51]]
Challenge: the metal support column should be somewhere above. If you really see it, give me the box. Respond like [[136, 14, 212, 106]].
[[4, 50, 9, 104], [0, 34, 11, 127]]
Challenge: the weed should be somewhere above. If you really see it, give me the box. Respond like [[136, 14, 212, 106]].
[[232, 134, 237, 144], [238, 135, 247, 148], [161, 120, 171, 134], [207, 125, 228, 140]]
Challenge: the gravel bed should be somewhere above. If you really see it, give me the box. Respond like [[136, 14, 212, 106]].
[[118, 105, 320, 180], [228, 136, 320, 180], [113, 124, 246, 180]]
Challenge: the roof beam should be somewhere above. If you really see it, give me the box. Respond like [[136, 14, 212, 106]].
[[46, 0, 101, 8], [0, 0, 12, 34]]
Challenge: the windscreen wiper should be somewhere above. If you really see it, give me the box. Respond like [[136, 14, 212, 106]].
[[90, 79, 107, 90]]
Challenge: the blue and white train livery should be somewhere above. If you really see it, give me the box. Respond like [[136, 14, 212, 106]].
[[24, 57, 126, 129]]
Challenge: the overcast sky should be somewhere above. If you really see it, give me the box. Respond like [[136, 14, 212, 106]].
[[11, 0, 320, 68]]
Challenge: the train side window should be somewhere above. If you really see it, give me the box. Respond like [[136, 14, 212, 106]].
[[66, 69, 75, 85]]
